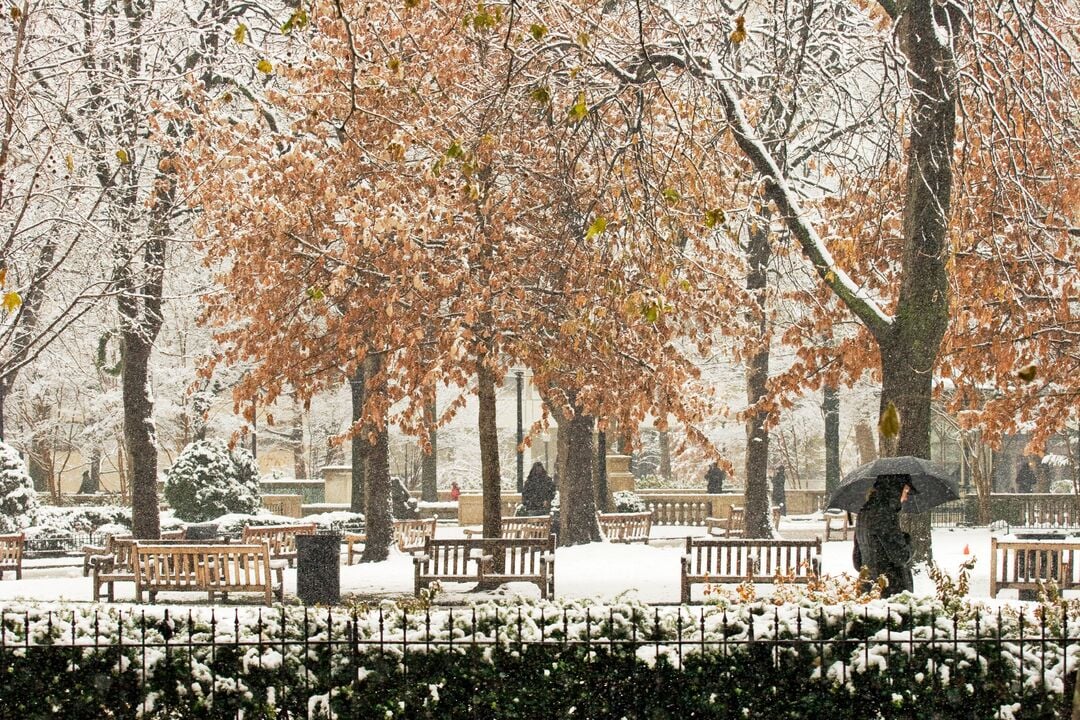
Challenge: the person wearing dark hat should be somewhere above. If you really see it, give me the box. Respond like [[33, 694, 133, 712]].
[[852, 474, 916, 597]]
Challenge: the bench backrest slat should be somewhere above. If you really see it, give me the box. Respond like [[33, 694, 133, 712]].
[[242, 523, 317, 557], [0, 533, 24, 567]]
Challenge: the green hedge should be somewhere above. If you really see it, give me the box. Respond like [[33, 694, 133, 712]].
[[0, 598, 1074, 719]]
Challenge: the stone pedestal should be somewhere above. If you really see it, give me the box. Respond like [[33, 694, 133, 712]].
[[606, 454, 635, 505], [321, 466, 351, 505]]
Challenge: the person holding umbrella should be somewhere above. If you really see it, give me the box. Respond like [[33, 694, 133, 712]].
[[853, 474, 916, 597], [828, 456, 960, 598]]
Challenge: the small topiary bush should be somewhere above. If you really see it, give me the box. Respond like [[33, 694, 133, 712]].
[[0, 441, 39, 532], [613, 490, 646, 513], [163, 439, 261, 522]]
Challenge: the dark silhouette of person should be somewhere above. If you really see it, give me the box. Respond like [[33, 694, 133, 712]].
[[1015, 460, 1037, 493], [705, 463, 726, 494], [522, 461, 555, 515], [77, 470, 98, 494], [853, 474, 915, 597], [770, 465, 787, 514]]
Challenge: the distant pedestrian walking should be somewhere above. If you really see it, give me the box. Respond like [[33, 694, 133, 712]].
[[770, 465, 787, 515], [853, 474, 915, 597], [449, 481, 461, 501], [705, 463, 726, 494]]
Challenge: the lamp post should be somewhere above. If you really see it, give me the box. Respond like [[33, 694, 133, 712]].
[[515, 370, 524, 492]]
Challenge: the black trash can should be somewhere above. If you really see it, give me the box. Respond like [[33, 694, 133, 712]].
[[296, 533, 341, 605]]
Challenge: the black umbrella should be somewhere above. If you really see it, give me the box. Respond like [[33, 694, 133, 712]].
[[827, 456, 960, 514]]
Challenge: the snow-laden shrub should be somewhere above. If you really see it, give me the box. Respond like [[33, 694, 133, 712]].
[[25, 505, 130, 538], [613, 490, 647, 513], [163, 439, 261, 522], [0, 441, 38, 532]]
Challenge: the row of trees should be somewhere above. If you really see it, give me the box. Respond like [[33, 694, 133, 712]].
[[3, 0, 1076, 558]]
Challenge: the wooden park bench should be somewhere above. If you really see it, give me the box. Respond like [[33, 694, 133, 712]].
[[242, 523, 317, 565], [133, 542, 285, 605], [463, 515, 552, 540], [89, 535, 192, 601], [83, 529, 185, 577], [596, 511, 652, 543], [0, 533, 24, 580], [989, 536, 1080, 598], [681, 537, 821, 603], [824, 510, 853, 541], [414, 534, 555, 599], [345, 517, 438, 564], [705, 506, 744, 538]]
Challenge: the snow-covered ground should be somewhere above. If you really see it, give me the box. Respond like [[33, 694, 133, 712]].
[[0, 519, 1032, 606]]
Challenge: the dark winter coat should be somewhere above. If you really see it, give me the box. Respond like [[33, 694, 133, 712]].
[[853, 488, 913, 597], [705, 464, 726, 494], [770, 466, 787, 511], [521, 462, 556, 515]]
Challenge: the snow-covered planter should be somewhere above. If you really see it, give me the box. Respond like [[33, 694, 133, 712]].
[[0, 441, 39, 532], [0, 597, 1075, 718], [163, 439, 261, 522]]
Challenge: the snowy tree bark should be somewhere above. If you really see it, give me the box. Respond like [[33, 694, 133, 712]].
[[824, 386, 841, 497], [360, 355, 392, 562], [349, 366, 366, 514], [559, 397, 601, 546], [743, 216, 773, 538], [421, 396, 438, 502], [477, 361, 503, 540]]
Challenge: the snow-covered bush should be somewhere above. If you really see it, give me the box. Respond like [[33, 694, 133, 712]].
[[0, 597, 1075, 718], [163, 439, 261, 522], [0, 442, 39, 532], [25, 505, 130, 538], [613, 490, 647, 513]]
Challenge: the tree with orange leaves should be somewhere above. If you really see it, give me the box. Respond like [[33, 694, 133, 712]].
[[183, 0, 748, 550]]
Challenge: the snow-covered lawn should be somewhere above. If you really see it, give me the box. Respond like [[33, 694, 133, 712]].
[[0, 520, 1027, 607]]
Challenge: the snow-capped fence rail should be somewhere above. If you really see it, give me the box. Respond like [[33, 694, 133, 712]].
[[1, 599, 1079, 718]]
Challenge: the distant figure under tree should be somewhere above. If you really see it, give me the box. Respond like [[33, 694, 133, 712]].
[[521, 461, 556, 515], [770, 465, 787, 515], [1015, 460, 1037, 494], [705, 463, 726, 494], [78, 470, 99, 494]]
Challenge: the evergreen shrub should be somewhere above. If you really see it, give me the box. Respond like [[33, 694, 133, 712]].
[[0, 599, 1070, 719], [163, 439, 261, 522], [0, 441, 39, 532]]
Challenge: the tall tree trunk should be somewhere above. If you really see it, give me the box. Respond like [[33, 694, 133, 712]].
[[291, 399, 307, 479], [658, 428, 671, 481], [420, 396, 438, 502], [854, 420, 878, 465], [883, 0, 957, 563], [560, 398, 601, 546], [743, 214, 772, 538], [823, 385, 841, 497], [476, 361, 503, 540], [360, 355, 393, 562], [349, 365, 366, 513], [121, 171, 168, 540], [595, 430, 608, 512]]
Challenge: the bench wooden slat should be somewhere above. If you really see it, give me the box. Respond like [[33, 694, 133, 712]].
[[133, 542, 282, 605], [415, 535, 555, 599], [463, 516, 552, 541], [596, 511, 652, 543], [0, 533, 24, 581], [681, 537, 821, 603], [990, 537, 1080, 597], [242, 523, 317, 566]]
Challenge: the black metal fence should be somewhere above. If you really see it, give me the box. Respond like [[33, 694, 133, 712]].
[[1, 603, 1077, 718]]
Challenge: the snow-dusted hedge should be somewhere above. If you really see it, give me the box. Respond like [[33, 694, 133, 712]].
[[0, 441, 38, 532], [0, 597, 1075, 718], [612, 490, 647, 513], [164, 439, 261, 522]]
